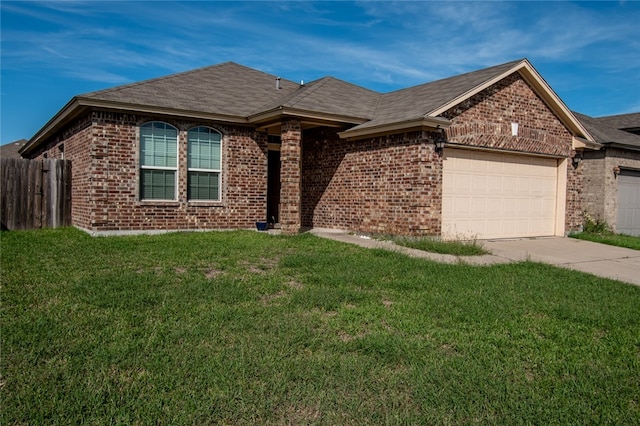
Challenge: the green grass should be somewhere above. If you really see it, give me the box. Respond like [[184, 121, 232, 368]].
[[570, 231, 640, 250], [2, 228, 639, 424], [388, 235, 489, 256]]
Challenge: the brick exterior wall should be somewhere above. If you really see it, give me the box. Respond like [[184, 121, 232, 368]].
[[32, 110, 268, 233], [302, 128, 443, 236], [566, 152, 584, 232], [441, 74, 572, 157], [582, 148, 640, 231]]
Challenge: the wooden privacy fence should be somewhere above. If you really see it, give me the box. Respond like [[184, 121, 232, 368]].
[[1, 158, 72, 230]]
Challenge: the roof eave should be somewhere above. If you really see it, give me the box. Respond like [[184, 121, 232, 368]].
[[602, 141, 640, 152], [338, 116, 451, 141], [21, 97, 84, 156], [21, 97, 252, 156]]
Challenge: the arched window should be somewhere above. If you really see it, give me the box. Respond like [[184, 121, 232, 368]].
[[188, 127, 222, 201], [140, 122, 178, 200]]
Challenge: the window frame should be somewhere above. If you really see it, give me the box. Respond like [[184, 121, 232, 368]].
[[187, 126, 222, 202], [139, 121, 179, 201]]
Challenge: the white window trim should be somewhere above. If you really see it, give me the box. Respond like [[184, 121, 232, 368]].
[[187, 127, 222, 202], [139, 121, 179, 201]]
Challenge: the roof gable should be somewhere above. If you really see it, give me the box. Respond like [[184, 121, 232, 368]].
[[340, 59, 593, 142], [343, 60, 523, 134]]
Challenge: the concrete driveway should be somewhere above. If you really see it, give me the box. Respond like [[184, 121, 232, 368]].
[[482, 237, 640, 286], [309, 229, 640, 286]]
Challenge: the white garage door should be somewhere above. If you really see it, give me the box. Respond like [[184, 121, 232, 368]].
[[617, 169, 640, 236], [442, 149, 559, 239]]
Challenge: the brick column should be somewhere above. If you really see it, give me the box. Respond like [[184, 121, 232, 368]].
[[280, 119, 302, 234]]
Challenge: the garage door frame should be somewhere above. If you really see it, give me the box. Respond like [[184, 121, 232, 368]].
[[441, 147, 567, 240]]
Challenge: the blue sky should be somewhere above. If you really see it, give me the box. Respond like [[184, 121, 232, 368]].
[[1, 1, 639, 145]]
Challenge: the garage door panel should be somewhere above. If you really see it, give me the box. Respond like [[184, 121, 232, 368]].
[[486, 197, 502, 215], [617, 170, 640, 236], [442, 149, 558, 239]]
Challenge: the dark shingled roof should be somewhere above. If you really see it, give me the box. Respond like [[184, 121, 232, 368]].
[[81, 62, 301, 118], [595, 112, 640, 134], [574, 112, 640, 149], [347, 59, 524, 132], [80, 59, 524, 128]]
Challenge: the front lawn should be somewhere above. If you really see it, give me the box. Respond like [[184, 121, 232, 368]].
[[570, 231, 640, 250], [2, 228, 639, 424]]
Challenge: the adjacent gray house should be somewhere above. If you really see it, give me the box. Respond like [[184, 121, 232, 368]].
[[577, 112, 640, 236]]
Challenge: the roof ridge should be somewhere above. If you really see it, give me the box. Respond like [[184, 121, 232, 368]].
[[594, 112, 640, 120], [81, 62, 231, 97], [78, 61, 242, 97], [81, 62, 297, 98], [385, 58, 526, 97]]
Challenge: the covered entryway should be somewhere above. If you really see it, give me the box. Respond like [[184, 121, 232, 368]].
[[442, 149, 562, 239], [616, 169, 640, 236]]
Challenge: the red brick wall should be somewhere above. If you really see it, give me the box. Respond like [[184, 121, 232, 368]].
[[32, 110, 268, 233], [442, 73, 573, 157], [303, 128, 442, 236]]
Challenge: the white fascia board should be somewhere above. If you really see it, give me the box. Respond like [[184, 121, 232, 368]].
[[248, 106, 368, 127], [572, 136, 601, 151], [22, 97, 84, 156]]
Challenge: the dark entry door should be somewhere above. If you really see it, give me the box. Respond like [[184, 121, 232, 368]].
[[267, 149, 281, 224]]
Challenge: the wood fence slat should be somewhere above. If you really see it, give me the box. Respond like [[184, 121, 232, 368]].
[[34, 160, 44, 230], [0, 158, 72, 230], [63, 161, 72, 227]]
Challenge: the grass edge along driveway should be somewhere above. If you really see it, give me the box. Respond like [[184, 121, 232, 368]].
[[2, 228, 639, 425]]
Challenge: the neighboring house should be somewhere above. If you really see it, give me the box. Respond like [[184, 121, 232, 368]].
[[0, 139, 27, 158], [20, 59, 597, 238], [576, 112, 640, 236]]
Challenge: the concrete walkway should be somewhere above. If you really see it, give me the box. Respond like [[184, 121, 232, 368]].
[[308, 228, 640, 286]]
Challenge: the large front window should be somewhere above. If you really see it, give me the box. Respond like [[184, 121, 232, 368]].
[[140, 122, 178, 200], [188, 127, 221, 201]]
